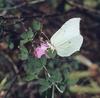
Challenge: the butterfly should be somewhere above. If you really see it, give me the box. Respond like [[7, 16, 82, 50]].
[[50, 18, 83, 57]]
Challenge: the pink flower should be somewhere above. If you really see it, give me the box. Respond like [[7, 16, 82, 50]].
[[34, 43, 48, 58]]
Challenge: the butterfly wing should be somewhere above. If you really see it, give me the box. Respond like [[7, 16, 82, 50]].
[[56, 35, 83, 57], [50, 18, 81, 47], [50, 18, 83, 57]]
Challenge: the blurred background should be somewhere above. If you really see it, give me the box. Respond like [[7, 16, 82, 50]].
[[0, 0, 100, 98]]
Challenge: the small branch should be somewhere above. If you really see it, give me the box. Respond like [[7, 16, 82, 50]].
[[55, 84, 63, 93], [66, 0, 100, 22], [70, 85, 100, 94], [74, 55, 93, 67], [66, 0, 100, 14], [52, 85, 55, 98], [0, 8, 75, 20], [0, 0, 45, 11], [0, 52, 19, 75], [43, 65, 51, 78], [4, 75, 17, 98]]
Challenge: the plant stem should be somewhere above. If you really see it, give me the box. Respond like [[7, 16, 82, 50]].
[[52, 85, 55, 98], [43, 65, 63, 93], [55, 84, 63, 93], [43, 65, 51, 77]]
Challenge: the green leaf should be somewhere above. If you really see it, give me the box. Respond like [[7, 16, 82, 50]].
[[20, 40, 29, 45], [24, 72, 38, 81], [25, 56, 35, 73], [48, 61, 54, 69], [33, 56, 47, 67], [0, 76, 7, 90], [19, 46, 29, 60], [8, 42, 14, 49], [84, 0, 98, 8], [32, 57, 47, 73], [40, 56, 47, 66], [20, 28, 34, 45], [38, 79, 51, 93], [32, 20, 42, 31], [24, 56, 47, 81], [21, 28, 33, 39], [65, 4, 71, 11], [47, 49, 56, 58], [0, 0, 6, 8], [49, 70, 62, 83]]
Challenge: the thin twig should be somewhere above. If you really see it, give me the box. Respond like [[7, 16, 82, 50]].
[[0, 8, 75, 20], [52, 85, 55, 98], [0, 9, 76, 27], [66, 0, 100, 14], [0, 0, 45, 11], [55, 84, 63, 93], [0, 52, 20, 98], [66, 0, 100, 22], [4, 75, 17, 98], [0, 52, 19, 74]]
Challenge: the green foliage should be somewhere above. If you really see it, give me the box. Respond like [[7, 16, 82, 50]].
[[48, 69, 62, 83], [38, 79, 52, 93], [0, 0, 6, 8], [19, 46, 29, 60], [0, 76, 7, 90], [65, 4, 72, 11], [19, 28, 34, 60], [24, 56, 47, 81], [24, 72, 38, 81], [0, 1, 100, 97], [32, 20, 42, 31], [8, 41, 14, 49], [84, 0, 99, 8], [47, 49, 57, 58], [20, 28, 34, 45], [38, 70, 62, 93]]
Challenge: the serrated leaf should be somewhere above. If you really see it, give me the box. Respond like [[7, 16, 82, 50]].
[[8, 42, 14, 49], [24, 73, 38, 81], [38, 79, 51, 93], [21, 28, 33, 39], [24, 56, 47, 81], [19, 46, 29, 60], [25, 56, 35, 72], [32, 57, 47, 73], [20, 39, 29, 45], [32, 20, 42, 31], [49, 70, 62, 83], [39, 85, 50, 93], [38, 79, 51, 86], [33, 56, 47, 67], [47, 49, 56, 58], [20, 28, 34, 45]]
